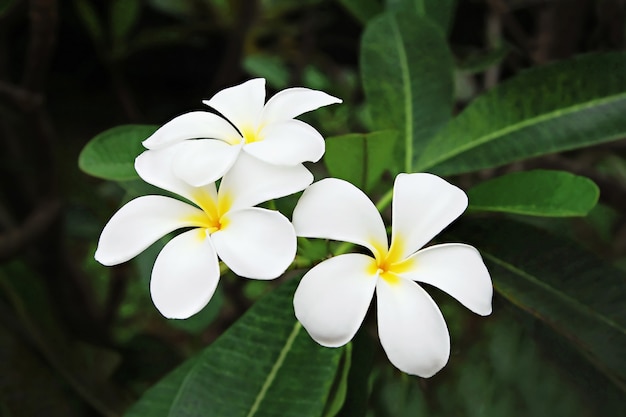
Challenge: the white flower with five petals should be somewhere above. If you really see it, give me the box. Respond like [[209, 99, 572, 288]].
[[292, 173, 493, 377], [141, 78, 342, 187], [95, 149, 312, 319]]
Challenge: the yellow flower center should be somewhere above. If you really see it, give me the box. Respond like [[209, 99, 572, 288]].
[[240, 125, 264, 144], [367, 236, 414, 285], [185, 190, 232, 235]]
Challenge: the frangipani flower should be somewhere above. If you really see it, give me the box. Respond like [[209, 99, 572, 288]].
[[141, 78, 342, 187], [292, 173, 493, 377], [95, 149, 311, 319]]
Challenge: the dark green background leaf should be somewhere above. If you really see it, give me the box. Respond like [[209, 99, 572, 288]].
[[338, 0, 383, 24], [78, 125, 157, 181], [111, 0, 141, 42], [417, 52, 626, 174], [467, 170, 599, 217], [125, 278, 345, 417], [386, 0, 456, 34], [452, 218, 626, 392]]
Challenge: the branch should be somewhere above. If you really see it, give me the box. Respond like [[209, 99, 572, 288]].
[[0, 199, 61, 262], [0, 80, 43, 111], [22, 0, 58, 92]]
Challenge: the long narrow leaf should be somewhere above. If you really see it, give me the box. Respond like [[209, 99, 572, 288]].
[[361, 10, 454, 171], [417, 52, 626, 174], [452, 218, 626, 391], [125, 278, 345, 417]]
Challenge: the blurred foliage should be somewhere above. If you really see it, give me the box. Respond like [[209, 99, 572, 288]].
[[1, 0, 625, 416]]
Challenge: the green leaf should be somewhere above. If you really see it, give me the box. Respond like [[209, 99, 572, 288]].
[[73, 0, 106, 45], [452, 218, 626, 392], [78, 125, 157, 181], [457, 43, 512, 74], [243, 54, 290, 89], [467, 170, 599, 217], [110, 0, 141, 42], [336, 328, 374, 417], [386, 0, 456, 34], [338, 0, 383, 24], [324, 131, 398, 191], [322, 344, 351, 417], [125, 278, 345, 417], [361, 10, 454, 172], [417, 52, 626, 175], [166, 287, 224, 334]]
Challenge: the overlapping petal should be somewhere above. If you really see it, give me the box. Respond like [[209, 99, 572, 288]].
[[142, 111, 241, 150], [150, 229, 220, 319], [203, 78, 266, 131], [391, 173, 468, 259], [401, 244, 493, 316], [95, 195, 204, 266], [293, 178, 387, 257], [262, 87, 342, 124], [294, 254, 378, 347], [219, 152, 312, 210], [376, 277, 450, 377], [171, 139, 242, 187], [244, 119, 325, 165], [135, 145, 214, 202], [211, 208, 296, 279]]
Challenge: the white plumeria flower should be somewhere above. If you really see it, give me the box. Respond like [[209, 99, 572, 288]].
[[95, 149, 312, 319], [292, 173, 493, 377], [141, 78, 342, 187]]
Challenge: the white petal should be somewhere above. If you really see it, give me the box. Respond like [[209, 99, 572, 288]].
[[150, 228, 220, 319], [244, 119, 325, 165], [293, 178, 387, 258], [262, 87, 342, 124], [401, 244, 492, 316], [294, 254, 377, 347], [135, 146, 218, 203], [171, 139, 242, 187], [391, 173, 468, 259], [95, 196, 204, 266], [219, 152, 312, 210], [211, 208, 296, 279], [376, 278, 450, 377], [202, 78, 266, 131], [142, 111, 241, 149]]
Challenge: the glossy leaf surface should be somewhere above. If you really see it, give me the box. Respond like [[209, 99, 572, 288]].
[[468, 170, 599, 217], [417, 53, 626, 174]]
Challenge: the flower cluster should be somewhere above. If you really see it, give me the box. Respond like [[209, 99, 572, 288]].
[[95, 78, 492, 377]]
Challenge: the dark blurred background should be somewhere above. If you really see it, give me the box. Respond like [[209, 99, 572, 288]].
[[1, 0, 625, 416]]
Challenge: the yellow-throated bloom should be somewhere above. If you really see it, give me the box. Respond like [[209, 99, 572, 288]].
[[292, 174, 493, 377], [95, 150, 311, 319], [140, 78, 341, 187]]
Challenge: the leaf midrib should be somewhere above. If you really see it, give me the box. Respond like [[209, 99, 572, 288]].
[[165, 322, 302, 417], [247, 321, 302, 417], [419, 90, 626, 170]]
